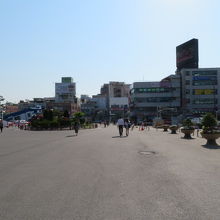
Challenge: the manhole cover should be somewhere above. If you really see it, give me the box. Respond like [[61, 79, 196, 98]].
[[138, 151, 156, 155]]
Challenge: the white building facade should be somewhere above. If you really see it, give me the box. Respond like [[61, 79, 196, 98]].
[[55, 77, 76, 103]]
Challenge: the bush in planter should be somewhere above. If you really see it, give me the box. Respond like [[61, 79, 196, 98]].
[[201, 113, 218, 133], [182, 119, 194, 129], [181, 119, 194, 139], [201, 113, 220, 146]]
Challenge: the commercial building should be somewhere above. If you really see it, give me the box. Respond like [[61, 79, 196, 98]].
[[100, 82, 130, 121], [18, 97, 55, 111], [80, 94, 107, 122], [180, 68, 220, 115], [130, 75, 181, 122]]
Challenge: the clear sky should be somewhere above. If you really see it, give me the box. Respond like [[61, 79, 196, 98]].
[[0, 0, 220, 103]]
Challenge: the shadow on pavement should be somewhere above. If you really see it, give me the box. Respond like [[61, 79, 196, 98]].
[[112, 136, 127, 138], [66, 135, 76, 138], [202, 144, 220, 149], [180, 137, 196, 140]]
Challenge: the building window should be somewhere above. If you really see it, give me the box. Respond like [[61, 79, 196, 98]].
[[185, 89, 190, 94], [192, 81, 217, 86], [185, 71, 190, 76], [113, 88, 121, 97], [134, 97, 176, 103], [134, 87, 173, 93], [185, 80, 190, 85], [193, 99, 217, 104]]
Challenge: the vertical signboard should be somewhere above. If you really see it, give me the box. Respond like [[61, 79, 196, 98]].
[[176, 39, 199, 70]]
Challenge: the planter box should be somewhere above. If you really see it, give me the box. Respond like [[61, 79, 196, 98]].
[[201, 133, 220, 145], [162, 125, 170, 132], [169, 126, 178, 134], [181, 129, 194, 139]]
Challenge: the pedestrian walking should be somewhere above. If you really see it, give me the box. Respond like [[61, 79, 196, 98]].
[[73, 121, 79, 136], [117, 118, 124, 137], [131, 123, 135, 131], [0, 120, 3, 133], [124, 119, 131, 136]]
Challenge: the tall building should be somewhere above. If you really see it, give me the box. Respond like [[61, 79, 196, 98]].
[[100, 82, 130, 121], [47, 77, 79, 115], [55, 77, 76, 103]]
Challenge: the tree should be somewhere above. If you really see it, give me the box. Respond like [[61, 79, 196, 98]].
[[73, 112, 85, 124], [43, 109, 54, 121], [63, 110, 70, 118]]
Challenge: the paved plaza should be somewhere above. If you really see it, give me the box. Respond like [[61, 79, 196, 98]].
[[1, 125, 220, 219]]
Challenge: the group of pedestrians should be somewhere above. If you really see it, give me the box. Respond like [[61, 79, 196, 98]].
[[116, 118, 131, 137]]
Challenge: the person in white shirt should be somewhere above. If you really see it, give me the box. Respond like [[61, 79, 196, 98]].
[[117, 118, 124, 137]]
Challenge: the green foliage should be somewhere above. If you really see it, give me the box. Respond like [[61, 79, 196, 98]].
[[58, 118, 71, 128], [73, 112, 85, 119], [49, 120, 59, 129], [182, 119, 194, 129], [201, 113, 218, 133], [73, 112, 85, 125], [53, 109, 63, 118], [63, 110, 70, 118], [202, 113, 217, 128], [30, 111, 86, 130], [43, 109, 54, 121]]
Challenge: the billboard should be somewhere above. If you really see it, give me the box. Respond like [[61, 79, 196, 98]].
[[193, 76, 217, 81], [194, 89, 215, 95], [176, 39, 198, 70]]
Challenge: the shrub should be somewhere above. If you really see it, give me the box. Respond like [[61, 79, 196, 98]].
[[182, 119, 194, 129], [202, 113, 217, 128], [58, 118, 71, 128], [50, 120, 59, 129], [201, 113, 219, 133]]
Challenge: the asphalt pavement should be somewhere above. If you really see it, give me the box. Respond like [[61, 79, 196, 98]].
[[1, 125, 220, 220]]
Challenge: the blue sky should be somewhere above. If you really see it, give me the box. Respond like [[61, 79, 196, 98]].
[[0, 0, 220, 103]]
